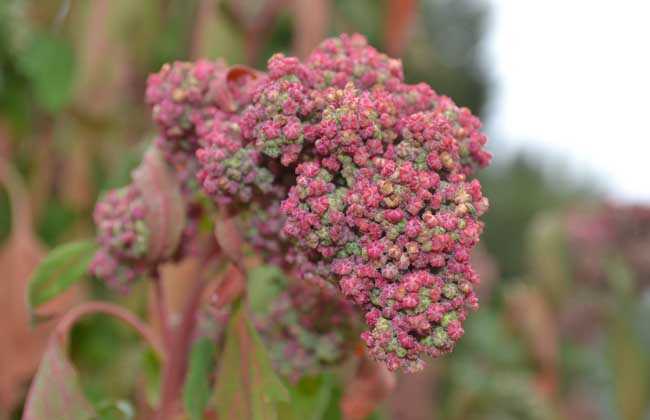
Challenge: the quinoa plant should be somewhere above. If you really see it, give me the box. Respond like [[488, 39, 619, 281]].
[[24, 34, 491, 420]]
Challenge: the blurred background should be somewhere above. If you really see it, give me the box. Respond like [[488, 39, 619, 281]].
[[1, 0, 648, 419]]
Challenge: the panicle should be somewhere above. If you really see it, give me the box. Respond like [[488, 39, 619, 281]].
[[89, 185, 150, 292]]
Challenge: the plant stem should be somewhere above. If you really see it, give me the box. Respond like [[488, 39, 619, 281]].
[[55, 301, 166, 360], [151, 268, 172, 349], [156, 266, 212, 420]]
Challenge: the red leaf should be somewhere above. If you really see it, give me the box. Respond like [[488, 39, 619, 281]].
[[132, 146, 186, 262], [22, 336, 96, 420], [212, 65, 262, 112], [0, 159, 81, 412], [214, 306, 289, 420], [226, 65, 262, 85]]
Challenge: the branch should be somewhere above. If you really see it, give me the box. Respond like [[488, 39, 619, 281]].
[[55, 301, 166, 360]]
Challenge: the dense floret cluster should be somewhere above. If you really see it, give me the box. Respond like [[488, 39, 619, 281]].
[[256, 279, 361, 382], [196, 115, 275, 206], [89, 186, 150, 292], [240, 35, 491, 371], [91, 34, 491, 372]]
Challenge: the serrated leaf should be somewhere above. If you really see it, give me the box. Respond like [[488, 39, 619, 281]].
[[183, 338, 216, 420], [132, 146, 186, 261], [22, 337, 96, 420], [17, 31, 75, 112], [215, 307, 289, 420], [28, 240, 95, 316]]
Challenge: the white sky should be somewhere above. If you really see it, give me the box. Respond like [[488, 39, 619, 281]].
[[482, 0, 650, 201]]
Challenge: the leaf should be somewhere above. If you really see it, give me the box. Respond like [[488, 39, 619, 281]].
[[278, 375, 333, 420], [213, 65, 262, 111], [246, 265, 287, 315], [132, 146, 186, 261], [183, 338, 217, 420], [0, 160, 82, 412], [22, 336, 96, 420], [28, 240, 96, 317], [142, 349, 162, 407], [214, 307, 289, 420], [17, 31, 76, 112]]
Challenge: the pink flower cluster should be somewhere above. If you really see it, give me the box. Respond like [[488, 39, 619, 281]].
[[241, 35, 491, 371], [146, 59, 281, 206], [93, 34, 491, 372], [89, 186, 150, 291], [196, 115, 275, 206], [145, 60, 228, 192], [256, 279, 361, 382]]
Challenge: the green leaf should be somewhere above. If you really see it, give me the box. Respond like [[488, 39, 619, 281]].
[[28, 240, 96, 317], [278, 375, 333, 420], [215, 307, 289, 420], [247, 265, 288, 315], [22, 337, 96, 420], [183, 338, 216, 420], [17, 31, 76, 112], [142, 349, 162, 406]]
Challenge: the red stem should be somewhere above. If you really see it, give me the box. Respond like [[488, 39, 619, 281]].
[[55, 301, 165, 360], [151, 269, 172, 349], [155, 267, 212, 420], [224, 0, 287, 65]]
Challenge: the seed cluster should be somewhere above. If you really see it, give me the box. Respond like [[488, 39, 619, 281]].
[[240, 35, 491, 371], [91, 34, 491, 372], [89, 186, 150, 291], [256, 279, 360, 382]]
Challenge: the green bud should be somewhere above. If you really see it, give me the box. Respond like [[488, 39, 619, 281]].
[[443, 284, 458, 299], [421, 336, 435, 347], [433, 327, 449, 348], [376, 317, 391, 332], [387, 338, 399, 351], [396, 347, 407, 358], [441, 311, 457, 327]]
